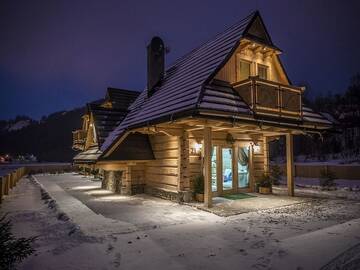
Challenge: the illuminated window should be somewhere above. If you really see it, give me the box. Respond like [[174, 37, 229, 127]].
[[258, 64, 268, 80], [239, 60, 251, 81], [222, 148, 233, 190]]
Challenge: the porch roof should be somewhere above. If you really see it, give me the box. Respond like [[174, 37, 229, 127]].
[[73, 146, 102, 164]]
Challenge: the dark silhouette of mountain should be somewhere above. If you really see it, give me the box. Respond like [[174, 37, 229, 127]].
[[0, 107, 85, 162]]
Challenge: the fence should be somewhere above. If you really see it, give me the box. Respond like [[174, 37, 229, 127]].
[[0, 163, 75, 204], [277, 163, 360, 180], [0, 167, 26, 204]]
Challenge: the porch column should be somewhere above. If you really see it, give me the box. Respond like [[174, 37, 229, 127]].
[[178, 131, 190, 192], [263, 137, 270, 174], [286, 133, 294, 196], [203, 126, 212, 208]]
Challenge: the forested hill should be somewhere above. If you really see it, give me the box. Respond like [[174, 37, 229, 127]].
[[0, 108, 85, 162]]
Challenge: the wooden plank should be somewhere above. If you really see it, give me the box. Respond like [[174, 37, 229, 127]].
[[146, 173, 178, 185], [146, 167, 178, 175], [203, 127, 212, 207], [286, 134, 294, 196], [151, 143, 178, 151], [153, 150, 179, 159], [147, 159, 178, 167], [146, 182, 178, 191]]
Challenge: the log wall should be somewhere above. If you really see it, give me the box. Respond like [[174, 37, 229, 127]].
[[145, 134, 179, 191]]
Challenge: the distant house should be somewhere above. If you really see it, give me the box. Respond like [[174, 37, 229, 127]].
[[73, 11, 332, 207], [72, 88, 140, 166], [338, 108, 360, 151]]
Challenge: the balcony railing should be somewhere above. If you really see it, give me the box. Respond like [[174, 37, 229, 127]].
[[233, 77, 303, 119], [72, 129, 87, 150]]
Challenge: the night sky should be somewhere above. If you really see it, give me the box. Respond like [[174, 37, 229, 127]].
[[1, 0, 359, 120]]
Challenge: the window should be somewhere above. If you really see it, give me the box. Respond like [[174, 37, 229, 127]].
[[258, 64, 268, 80], [222, 148, 233, 190], [239, 60, 251, 81]]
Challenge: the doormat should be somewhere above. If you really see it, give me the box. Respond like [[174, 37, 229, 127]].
[[221, 193, 257, 200]]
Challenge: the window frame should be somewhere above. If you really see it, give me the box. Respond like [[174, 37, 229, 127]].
[[257, 64, 269, 80], [237, 58, 252, 82]]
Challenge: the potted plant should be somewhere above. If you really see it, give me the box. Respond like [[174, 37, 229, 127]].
[[258, 174, 272, 194], [193, 174, 204, 202]]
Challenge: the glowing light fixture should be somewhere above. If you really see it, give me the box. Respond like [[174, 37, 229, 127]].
[[194, 143, 202, 153], [253, 145, 261, 153]]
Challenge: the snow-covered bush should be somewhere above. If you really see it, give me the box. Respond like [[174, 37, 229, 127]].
[[0, 215, 36, 269]]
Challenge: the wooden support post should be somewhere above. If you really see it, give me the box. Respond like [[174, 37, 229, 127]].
[[203, 126, 212, 208], [0, 176, 3, 203], [178, 131, 190, 192], [4, 175, 9, 195], [286, 134, 294, 196], [263, 137, 270, 174], [10, 172, 14, 188], [122, 166, 132, 195], [249, 145, 254, 192]]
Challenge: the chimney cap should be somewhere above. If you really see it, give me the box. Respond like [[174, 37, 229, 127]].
[[148, 36, 164, 52]]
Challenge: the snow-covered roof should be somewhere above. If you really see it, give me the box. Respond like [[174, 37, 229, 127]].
[[106, 88, 140, 110], [302, 107, 333, 125], [87, 103, 129, 147], [101, 11, 332, 155], [73, 146, 102, 164], [101, 11, 258, 153]]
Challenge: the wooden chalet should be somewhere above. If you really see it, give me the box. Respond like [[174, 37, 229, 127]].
[[75, 11, 332, 207], [72, 88, 140, 169]]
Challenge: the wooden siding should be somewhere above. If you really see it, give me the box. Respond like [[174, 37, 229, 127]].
[[215, 43, 289, 85], [145, 134, 179, 191], [253, 141, 265, 180]]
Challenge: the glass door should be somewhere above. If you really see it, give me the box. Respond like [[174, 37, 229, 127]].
[[222, 147, 233, 190], [237, 147, 250, 188]]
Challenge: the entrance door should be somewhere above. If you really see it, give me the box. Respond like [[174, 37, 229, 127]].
[[211, 145, 252, 195]]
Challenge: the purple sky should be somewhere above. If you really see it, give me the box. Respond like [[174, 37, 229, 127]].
[[1, 0, 359, 120]]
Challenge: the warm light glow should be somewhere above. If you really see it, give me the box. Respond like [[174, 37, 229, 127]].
[[194, 143, 202, 153], [94, 195, 131, 201], [71, 185, 99, 191], [86, 190, 113, 196], [246, 142, 261, 153], [253, 145, 261, 153]]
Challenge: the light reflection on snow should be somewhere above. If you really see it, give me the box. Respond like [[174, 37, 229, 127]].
[[86, 190, 113, 196], [71, 185, 99, 191], [93, 195, 130, 201]]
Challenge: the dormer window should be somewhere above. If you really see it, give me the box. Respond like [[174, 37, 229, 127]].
[[258, 64, 268, 80], [238, 60, 251, 81]]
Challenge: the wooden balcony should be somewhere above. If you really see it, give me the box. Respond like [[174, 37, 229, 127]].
[[232, 76, 303, 119], [72, 129, 87, 151]]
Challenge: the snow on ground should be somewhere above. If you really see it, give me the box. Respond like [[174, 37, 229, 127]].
[[1, 174, 360, 270]]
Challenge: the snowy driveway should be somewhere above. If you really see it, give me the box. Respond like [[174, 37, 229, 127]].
[[2, 174, 360, 270], [35, 173, 217, 231]]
